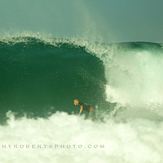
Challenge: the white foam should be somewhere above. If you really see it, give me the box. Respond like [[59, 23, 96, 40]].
[[105, 49, 163, 116], [0, 112, 163, 163]]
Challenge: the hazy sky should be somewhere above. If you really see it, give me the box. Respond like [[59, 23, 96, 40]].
[[0, 0, 162, 42]]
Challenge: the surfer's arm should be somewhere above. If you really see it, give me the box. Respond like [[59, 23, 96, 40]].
[[79, 105, 83, 115]]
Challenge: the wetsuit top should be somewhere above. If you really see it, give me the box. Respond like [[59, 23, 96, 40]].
[[79, 102, 91, 112]]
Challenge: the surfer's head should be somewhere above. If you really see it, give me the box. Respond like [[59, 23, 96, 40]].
[[73, 98, 80, 106]]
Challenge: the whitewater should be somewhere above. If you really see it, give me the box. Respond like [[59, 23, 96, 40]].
[[0, 34, 163, 163]]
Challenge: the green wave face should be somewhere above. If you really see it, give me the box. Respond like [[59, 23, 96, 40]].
[[0, 37, 106, 119]]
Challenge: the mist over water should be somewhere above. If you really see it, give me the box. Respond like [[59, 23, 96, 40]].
[[0, 34, 163, 163]]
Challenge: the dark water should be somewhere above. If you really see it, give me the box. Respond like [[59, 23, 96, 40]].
[[0, 37, 107, 120]]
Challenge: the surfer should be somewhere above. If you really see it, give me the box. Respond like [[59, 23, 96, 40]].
[[73, 98, 95, 119]]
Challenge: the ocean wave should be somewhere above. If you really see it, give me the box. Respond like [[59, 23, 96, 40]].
[[0, 33, 163, 120]]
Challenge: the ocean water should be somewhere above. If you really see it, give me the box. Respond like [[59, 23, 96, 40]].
[[0, 34, 163, 163]]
